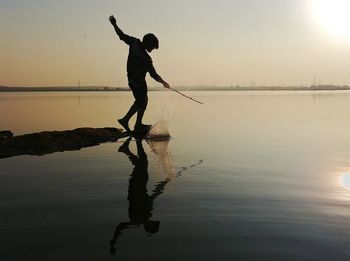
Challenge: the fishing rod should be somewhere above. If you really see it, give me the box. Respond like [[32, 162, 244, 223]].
[[169, 87, 204, 105]]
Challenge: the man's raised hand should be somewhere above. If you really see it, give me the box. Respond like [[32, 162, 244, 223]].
[[109, 15, 117, 25]]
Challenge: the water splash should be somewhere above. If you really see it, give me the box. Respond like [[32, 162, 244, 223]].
[[147, 139, 175, 178], [146, 91, 175, 140], [147, 120, 171, 140], [156, 91, 175, 122], [147, 139, 203, 180]]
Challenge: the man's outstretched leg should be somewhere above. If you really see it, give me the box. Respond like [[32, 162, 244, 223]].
[[118, 102, 138, 134]]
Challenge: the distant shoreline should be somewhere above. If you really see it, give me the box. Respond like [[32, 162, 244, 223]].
[[1, 85, 350, 92]]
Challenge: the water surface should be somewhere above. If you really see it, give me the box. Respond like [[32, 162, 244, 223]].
[[1, 91, 350, 260]]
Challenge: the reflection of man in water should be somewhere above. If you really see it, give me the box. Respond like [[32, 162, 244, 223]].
[[110, 138, 170, 255], [109, 15, 170, 133]]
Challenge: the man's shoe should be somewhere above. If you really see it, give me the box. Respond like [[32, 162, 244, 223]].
[[118, 119, 131, 134]]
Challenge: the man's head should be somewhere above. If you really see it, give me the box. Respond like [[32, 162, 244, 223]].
[[143, 220, 160, 234], [142, 33, 159, 52]]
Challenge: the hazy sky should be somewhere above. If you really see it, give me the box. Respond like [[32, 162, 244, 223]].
[[1, 0, 350, 87]]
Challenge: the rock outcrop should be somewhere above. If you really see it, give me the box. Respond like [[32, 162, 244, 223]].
[[0, 127, 128, 158], [0, 130, 13, 140]]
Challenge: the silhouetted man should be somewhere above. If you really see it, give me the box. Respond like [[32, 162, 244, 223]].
[[109, 15, 170, 133]]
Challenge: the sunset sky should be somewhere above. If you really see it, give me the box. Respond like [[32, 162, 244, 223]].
[[1, 0, 350, 87]]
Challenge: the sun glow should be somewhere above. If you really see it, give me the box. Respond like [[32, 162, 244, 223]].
[[310, 0, 350, 41], [342, 172, 350, 190]]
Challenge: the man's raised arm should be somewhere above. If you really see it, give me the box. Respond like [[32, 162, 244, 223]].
[[108, 15, 134, 45]]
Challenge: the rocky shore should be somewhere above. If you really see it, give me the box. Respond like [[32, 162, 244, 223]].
[[0, 128, 128, 158]]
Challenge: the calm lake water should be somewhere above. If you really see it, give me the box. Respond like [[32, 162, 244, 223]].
[[1, 91, 350, 260]]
